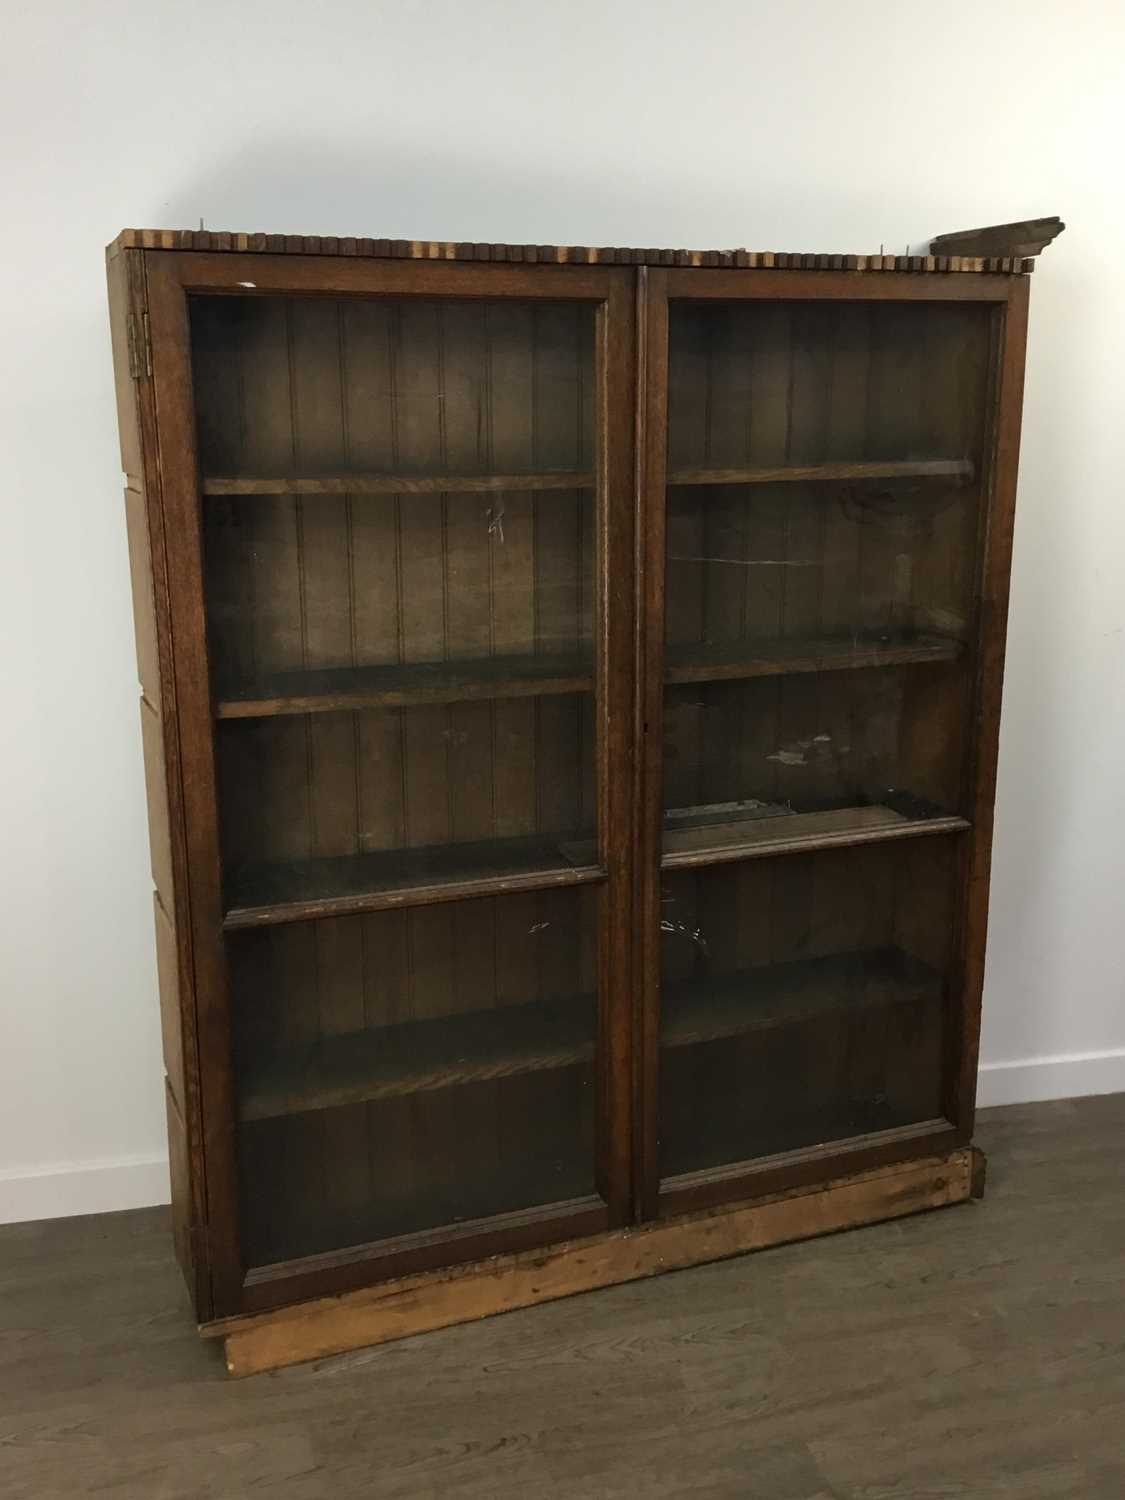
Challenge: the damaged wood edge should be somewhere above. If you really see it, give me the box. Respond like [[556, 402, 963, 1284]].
[[203, 1146, 975, 1377], [929, 216, 1064, 260], [108, 230, 1037, 275]]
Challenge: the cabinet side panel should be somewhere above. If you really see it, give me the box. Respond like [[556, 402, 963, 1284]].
[[107, 245, 211, 1317], [107, 244, 143, 482], [139, 697, 176, 907], [123, 485, 161, 705], [154, 891, 185, 1115], [165, 1080, 194, 1286]]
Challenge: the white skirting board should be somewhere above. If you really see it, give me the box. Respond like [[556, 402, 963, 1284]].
[[975, 1047, 1125, 1108], [2, 1052, 1124, 1224], [0, 1154, 170, 1225]]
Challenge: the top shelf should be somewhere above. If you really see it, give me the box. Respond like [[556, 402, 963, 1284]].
[[666, 459, 974, 487], [200, 459, 972, 497], [202, 471, 594, 496]]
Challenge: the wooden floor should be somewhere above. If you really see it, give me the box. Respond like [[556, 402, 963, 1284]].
[[3, 1096, 1124, 1498]]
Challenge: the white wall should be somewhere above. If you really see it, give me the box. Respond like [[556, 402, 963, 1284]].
[[2, 0, 1122, 1222]]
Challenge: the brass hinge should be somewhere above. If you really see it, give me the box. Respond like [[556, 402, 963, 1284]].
[[126, 309, 152, 380]]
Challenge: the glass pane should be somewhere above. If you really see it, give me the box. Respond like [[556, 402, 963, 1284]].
[[189, 292, 598, 908], [187, 292, 604, 1262], [664, 299, 990, 854], [663, 663, 966, 853], [231, 886, 598, 1268], [658, 839, 954, 1179]]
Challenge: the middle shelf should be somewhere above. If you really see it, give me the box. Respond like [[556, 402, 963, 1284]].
[[216, 652, 593, 719], [237, 945, 942, 1124], [224, 800, 967, 928], [223, 833, 606, 929], [214, 631, 963, 719]]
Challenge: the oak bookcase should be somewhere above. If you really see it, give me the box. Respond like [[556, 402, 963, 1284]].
[[107, 228, 1033, 1374]]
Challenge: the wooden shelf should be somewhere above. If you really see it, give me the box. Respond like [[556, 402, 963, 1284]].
[[665, 632, 962, 686], [203, 461, 969, 497], [239, 994, 597, 1122], [242, 1182, 604, 1275], [216, 652, 593, 719], [666, 459, 973, 487], [237, 945, 939, 1124], [662, 947, 940, 1048], [216, 634, 958, 719], [660, 1109, 947, 1187], [203, 471, 594, 496], [660, 803, 970, 868], [223, 833, 605, 929], [560, 800, 969, 871]]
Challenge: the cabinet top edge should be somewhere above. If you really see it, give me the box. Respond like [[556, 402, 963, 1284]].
[[107, 230, 1035, 276]]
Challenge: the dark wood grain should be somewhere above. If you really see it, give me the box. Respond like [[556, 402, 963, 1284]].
[[140, 251, 640, 1315], [563, 802, 970, 869], [144, 253, 247, 1314], [591, 271, 639, 1226], [667, 458, 972, 485], [224, 833, 606, 928], [634, 267, 668, 1220], [665, 630, 962, 683], [215, 652, 593, 718], [240, 995, 596, 1120], [659, 805, 969, 866], [107, 245, 214, 1317], [638, 269, 1019, 1231], [111, 236, 1033, 1339], [656, 267, 1023, 302], [203, 470, 594, 494], [953, 282, 1031, 1136]]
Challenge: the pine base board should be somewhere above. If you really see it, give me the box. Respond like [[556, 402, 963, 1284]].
[[203, 1145, 980, 1377]]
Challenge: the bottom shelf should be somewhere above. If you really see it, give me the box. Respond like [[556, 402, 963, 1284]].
[[239, 996, 596, 1123], [662, 946, 941, 1045], [236, 945, 946, 1264], [659, 947, 946, 1180], [239, 1065, 597, 1268]]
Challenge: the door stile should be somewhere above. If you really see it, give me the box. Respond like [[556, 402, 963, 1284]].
[[594, 271, 640, 1224], [144, 252, 244, 1313], [949, 279, 1029, 1136], [634, 269, 671, 1220]]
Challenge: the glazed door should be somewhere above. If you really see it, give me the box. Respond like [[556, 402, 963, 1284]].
[[145, 254, 636, 1313], [637, 269, 1027, 1217]]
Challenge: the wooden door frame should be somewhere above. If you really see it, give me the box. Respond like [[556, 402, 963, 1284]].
[[142, 250, 638, 1316], [634, 267, 1029, 1220]]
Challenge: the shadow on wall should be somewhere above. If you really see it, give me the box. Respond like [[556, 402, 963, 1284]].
[[980, 253, 1084, 1059]]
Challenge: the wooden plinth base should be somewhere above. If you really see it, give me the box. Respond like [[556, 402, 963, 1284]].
[[202, 1146, 981, 1377]]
